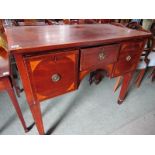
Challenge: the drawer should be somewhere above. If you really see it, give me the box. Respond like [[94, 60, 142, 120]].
[[118, 40, 144, 60], [80, 44, 120, 71], [112, 54, 140, 77], [24, 50, 79, 101]]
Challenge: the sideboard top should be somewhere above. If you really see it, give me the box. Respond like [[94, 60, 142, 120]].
[[4, 24, 151, 53]]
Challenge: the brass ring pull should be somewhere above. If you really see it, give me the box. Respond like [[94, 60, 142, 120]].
[[126, 55, 131, 61], [98, 50, 106, 61], [51, 74, 61, 82]]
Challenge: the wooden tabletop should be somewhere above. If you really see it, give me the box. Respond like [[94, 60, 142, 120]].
[[4, 24, 152, 54]]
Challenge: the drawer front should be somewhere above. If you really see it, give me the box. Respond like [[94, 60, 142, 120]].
[[118, 40, 144, 60], [80, 44, 120, 71], [112, 54, 140, 77], [24, 50, 79, 101]]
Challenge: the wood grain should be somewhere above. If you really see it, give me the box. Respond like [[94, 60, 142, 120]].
[[5, 24, 151, 53]]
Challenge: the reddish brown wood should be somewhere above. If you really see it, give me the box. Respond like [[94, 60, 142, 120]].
[[113, 76, 122, 92], [24, 50, 79, 101], [135, 69, 147, 87], [113, 54, 140, 77], [63, 19, 71, 24], [113, 35, 146, 78], [29, 103, 44, 135], [14, 53, 45, 134], [79, 64, 114, 81], [4, 24, 151, 134], [5, 24, 151, 54], [118, 72, 134, 104], [80, 44, 120, 71], [118, 40, 144, 60]]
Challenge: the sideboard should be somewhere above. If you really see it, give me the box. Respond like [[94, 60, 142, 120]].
[[4, 24, 151, 134]]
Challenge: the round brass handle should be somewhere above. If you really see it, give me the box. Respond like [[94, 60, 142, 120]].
[[126, 55, 131, 61], [51, 74, 61, 82], [98, 51, 106, 61]]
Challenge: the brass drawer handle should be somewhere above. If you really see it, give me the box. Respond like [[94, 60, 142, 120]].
[[51, 74, 61, 82], [98, 49, 106, 61], [126, 55, 131, 61]]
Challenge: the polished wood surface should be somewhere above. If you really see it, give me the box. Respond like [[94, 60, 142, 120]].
[[118, 40, 144, 60], [25, 50, 79, 101], [4, 24, 151, 134], [80, 44, 120, 71], [112, 39, 146, 77], [113, 54, 140, 77], [5, 24, 151, 53]]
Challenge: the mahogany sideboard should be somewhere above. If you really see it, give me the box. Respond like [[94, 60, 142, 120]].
[[4, 24, 151, 134]]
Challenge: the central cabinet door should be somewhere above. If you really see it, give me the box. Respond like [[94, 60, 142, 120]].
[[24, 50, 79, 101]]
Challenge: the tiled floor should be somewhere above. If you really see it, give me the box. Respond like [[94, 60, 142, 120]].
[[0, 70, 155, 135]]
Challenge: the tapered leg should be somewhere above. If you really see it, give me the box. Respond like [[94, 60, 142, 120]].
[[113, 76, 122, 92], [29, 103, 45, 135], [14, 54, 44, 134], [7, 87, 28, 132], [118, 72, 133, 104], [135, 69, 146, 88]]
